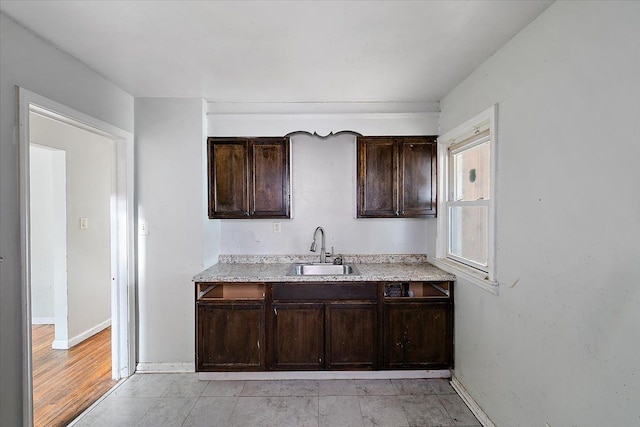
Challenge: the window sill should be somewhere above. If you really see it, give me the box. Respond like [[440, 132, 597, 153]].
[[427, 256, 499, 295]]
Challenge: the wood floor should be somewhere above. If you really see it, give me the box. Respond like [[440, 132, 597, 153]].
[[32, 325, 117, 427]]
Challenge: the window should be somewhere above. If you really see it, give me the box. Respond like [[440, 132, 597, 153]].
[[432, 105, 498, 294], [448, 132, 490, 271]]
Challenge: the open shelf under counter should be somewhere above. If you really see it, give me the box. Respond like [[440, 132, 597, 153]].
[[383, 281, 451, 299], [196, 282, 266, 301]]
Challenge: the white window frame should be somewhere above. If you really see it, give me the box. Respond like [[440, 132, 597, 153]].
[[430, 105, 499, 295]]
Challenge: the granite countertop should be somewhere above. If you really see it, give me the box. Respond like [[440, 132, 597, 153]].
[[193, 254, 456, 283]]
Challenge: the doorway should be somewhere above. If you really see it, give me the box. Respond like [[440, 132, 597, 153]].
[[30, 113, 113, 351], [18, 88, 136, 426], [29, 116, 116, 424]]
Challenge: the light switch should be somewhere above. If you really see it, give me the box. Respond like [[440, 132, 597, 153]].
[[139, 221, 149, 236], [80, 217, 88, 230]]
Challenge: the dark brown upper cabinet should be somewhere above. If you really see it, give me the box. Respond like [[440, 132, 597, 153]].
[[208, 137, 290, 219], [357, 136, 437, 218]]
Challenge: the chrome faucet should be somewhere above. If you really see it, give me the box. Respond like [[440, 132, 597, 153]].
[[310, 226, 330, 263]]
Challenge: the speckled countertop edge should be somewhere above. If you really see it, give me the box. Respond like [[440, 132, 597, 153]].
[[217, 254, 429, 264], [193, 254, 455, 282]]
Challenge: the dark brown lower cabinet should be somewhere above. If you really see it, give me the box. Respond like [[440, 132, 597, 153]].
[[383, 301, 452, 369], [195, 281, 453, 372], [196, 302, 265, 371], [270, 301, 378, 370], [325, 302, 377, 370], [271, 303, 325, 370]]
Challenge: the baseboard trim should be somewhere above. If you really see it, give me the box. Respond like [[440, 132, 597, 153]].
[[136, 362, 195, 373], [198, 369, 450, 381], [450, 376, 496, 427], [51, 339, 68, 349], [32, 317, 55, 325], [52, 319, 111, 350]]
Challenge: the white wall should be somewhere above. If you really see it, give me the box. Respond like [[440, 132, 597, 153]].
[[207, 101, 440, 137], [138, 102, 436, 368], [431, 2, 640, 426], [210, 105, 439, 256], [29, 145, 66, 323], [0, 12, 134, 425], [30, 113, 113, 346], [135, 98, 218, 369], [221, 133, 430, 255], [135, 101, 437, 370]]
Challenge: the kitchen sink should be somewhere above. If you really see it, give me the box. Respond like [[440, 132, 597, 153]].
[[289, 263, 360, 276]]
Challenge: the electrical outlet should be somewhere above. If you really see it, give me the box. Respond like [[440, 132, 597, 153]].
[[273, 222, 281, 234]]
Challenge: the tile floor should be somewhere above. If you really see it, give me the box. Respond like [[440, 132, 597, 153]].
[[73, 374, 481, 426]]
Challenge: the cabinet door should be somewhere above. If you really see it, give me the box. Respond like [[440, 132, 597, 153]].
[[357, 137, 398, 217], [208, 139, 248, 218], [271, 303, 324, 370], [197, 302, 265, 371], [399, 138, 437, 217], [326, 302, 377, 370], [250, 138, 290, 218], [383, 302, 452, 369]]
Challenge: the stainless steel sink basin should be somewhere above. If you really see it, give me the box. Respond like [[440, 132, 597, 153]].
[[289, 263, 360, 276]]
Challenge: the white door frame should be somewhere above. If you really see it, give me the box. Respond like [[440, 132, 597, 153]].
[[18, 87, 136, 425]]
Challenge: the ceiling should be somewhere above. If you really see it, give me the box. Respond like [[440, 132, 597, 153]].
[[0, 1, 553, 104]]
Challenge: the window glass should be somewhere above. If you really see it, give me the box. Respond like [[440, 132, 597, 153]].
[[448, 205, 489, 267], [452, 140, 490, 201]]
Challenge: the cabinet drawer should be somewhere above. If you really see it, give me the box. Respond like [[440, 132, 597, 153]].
[[272, 283, 377, 301]]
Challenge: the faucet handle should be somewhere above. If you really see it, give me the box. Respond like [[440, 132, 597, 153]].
[[324, 246, 334, 262]]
